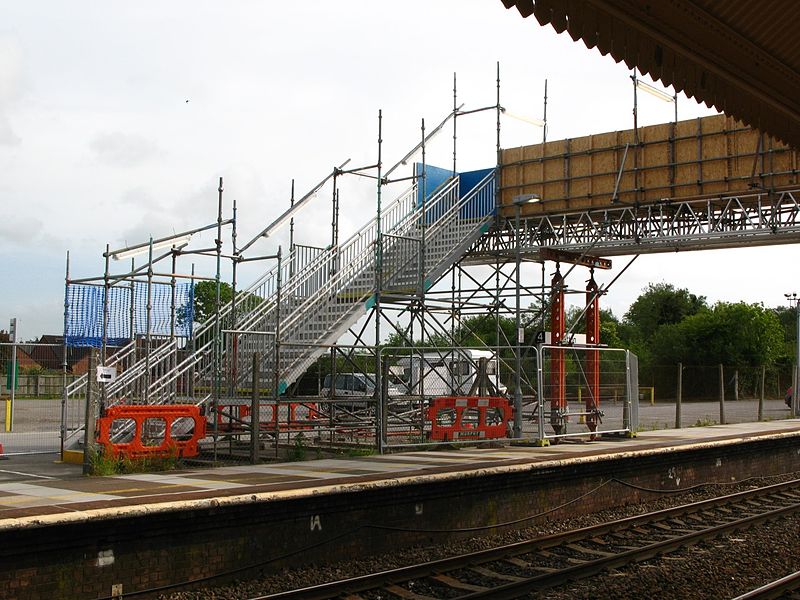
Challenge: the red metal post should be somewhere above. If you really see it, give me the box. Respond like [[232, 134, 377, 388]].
[[550, 267, 566, 432], [586, 273, 600, 432]]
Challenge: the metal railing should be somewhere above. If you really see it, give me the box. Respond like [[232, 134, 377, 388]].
[[62, 168, 499, 453]]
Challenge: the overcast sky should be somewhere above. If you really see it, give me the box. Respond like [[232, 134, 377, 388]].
[[1, 1, 797, 341]]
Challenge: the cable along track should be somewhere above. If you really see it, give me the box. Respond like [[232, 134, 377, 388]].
[[251, 478, 800, 600]]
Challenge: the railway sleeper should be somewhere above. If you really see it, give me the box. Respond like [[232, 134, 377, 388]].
[[430, 573, 488, 592], [385, 583, 437, 600], [468, 565, 526, 582]]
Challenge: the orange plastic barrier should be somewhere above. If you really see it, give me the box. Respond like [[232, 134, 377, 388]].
[[427, 396, 512, 441], [217, 401, 320, 432], [96, 405, 206, 459]]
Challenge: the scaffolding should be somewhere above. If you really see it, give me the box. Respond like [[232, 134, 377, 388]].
[[69, 66, 762, 462]]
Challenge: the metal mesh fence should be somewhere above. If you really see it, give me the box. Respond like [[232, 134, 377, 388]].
[[641, 364, 792, 403], [4, 330, 794, 462], [538, 345, 636, 440], [635, 363, 794, 429], [0, 342, 85, 455]]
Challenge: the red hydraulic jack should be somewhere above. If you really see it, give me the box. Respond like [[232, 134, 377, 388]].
[[548, 266, 604, 439], [549, 266, 566, 435]]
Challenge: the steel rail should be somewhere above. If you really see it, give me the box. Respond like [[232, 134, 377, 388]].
[[463, 496, 800, 599], [249, 477, 800, 600], [731, 569, 800, 600]]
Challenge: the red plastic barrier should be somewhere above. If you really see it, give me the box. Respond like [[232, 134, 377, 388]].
[[248, 401, 321, 431], [97, 404, 206, 459], [427, 396, 512, 441], [217, 401, 320, 432]]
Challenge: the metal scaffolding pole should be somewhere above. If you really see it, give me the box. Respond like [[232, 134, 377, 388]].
[[60, 252, 69, 456], [212, 177, 223, 461], [145, 238, 154, 403], [375, 109, 384, 453]]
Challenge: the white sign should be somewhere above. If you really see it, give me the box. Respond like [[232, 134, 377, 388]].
[[540, 332, 588, 345], [96, 366, 117, 383]]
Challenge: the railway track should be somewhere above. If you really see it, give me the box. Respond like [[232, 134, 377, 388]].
[[252, 478, 800, 600], [732, 570, 800, 600]]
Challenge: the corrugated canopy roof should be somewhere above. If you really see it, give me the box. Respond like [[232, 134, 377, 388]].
[[500, 0, 800, 148]]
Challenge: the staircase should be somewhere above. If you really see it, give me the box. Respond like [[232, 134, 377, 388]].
[[233, 169, 496, 391], [63, 168, 497, 451]]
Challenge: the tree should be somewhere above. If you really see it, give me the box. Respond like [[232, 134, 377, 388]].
[[189, 280, 233, 324], [565, 306, 621, 347], [651, 302, 784, 367], [456, 314, 517, 348], [623, 283, 706, 341]]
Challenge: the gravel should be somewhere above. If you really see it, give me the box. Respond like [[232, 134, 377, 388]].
[[159, 470, 800, 600], [544, 515, 800, 600]]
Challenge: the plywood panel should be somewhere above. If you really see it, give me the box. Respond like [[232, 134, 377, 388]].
[[499, 114, 799, 217]]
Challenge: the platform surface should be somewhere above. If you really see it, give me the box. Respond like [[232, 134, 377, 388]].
[[1, 419, 798, 528]]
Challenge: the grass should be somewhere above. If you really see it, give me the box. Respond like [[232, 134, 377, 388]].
[[88, 447, 179, 476], [344, 447, 375, 457], [693, 417, 718, 427], [287, 433, 307, 461]]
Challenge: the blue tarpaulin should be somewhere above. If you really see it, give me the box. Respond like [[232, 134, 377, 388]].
[[414, 163, 495, 222]]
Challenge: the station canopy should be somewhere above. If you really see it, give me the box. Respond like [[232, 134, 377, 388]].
[[500, 0, 800, 148]]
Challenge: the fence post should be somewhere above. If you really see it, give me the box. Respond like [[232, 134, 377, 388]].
[[381, 358, 389, 451], [718, 363, 726, 425], [622, 392, 630, 430], [250, 352, 259, 464], [675, 362, 682, 429], [83, 349, 99, 475], [9, 342, 17, 432], [758, 365, 765, 421]]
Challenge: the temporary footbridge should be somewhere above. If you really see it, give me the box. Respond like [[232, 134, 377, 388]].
[[61, 88, 800, 456]]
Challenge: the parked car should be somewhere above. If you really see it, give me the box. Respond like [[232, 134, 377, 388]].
[[320, 373, 405, 399]]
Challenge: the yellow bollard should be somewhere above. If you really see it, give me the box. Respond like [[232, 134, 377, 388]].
[[578, 388, 585, 424], [4, 398, 10, 433]]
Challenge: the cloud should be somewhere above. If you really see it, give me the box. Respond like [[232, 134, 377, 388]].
[[90, 131, 160, 166], [0, 213, 44, 244], [121, 186, 160, 209], [0, 114, 20, 145], [0, 33, 23, 146]]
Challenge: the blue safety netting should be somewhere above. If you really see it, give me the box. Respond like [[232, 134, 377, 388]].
[[65, 282, 194, 347]]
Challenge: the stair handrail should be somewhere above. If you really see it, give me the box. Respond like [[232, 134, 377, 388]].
[[277, 180, 461, 336], [105, 338, 178, 397], [230, 172, 496, 392], [64, 338, 138, 396], [232, 185, 417, 335]]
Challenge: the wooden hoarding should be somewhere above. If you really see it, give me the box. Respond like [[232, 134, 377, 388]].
[[499, 114, 799, 217]]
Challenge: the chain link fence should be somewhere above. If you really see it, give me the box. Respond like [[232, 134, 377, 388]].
[[0, 342, 87, 455], [3, 334, 796, 461], [636, 363, 795, 429]]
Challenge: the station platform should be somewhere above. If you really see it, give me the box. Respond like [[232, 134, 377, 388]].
[[2, 420, 799, 600], [1, 419, 799, 526]]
